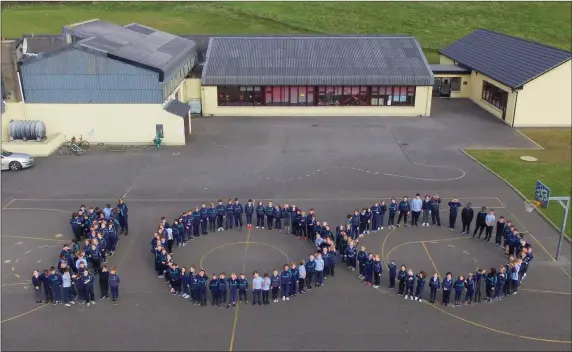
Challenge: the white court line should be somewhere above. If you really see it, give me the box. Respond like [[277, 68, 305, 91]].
[[516, 130, 545, 150], [2, 199, 16, 210]]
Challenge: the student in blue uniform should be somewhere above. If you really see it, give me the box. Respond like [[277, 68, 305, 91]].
[[262, 273, 271, 305], [245, 200, 254, 230], [364, 253, 374, 286], [81, 269, 96, 306], [305, 254, 315, 289], [350, 210, 360, 238], [289, 263, 299, 296], [208, 203, 217, 233], [495, 216, 506, 247], [209, 273, 219, 306], [397, 265, 407, 296], [191, 207, 202, 237], [388, 260, 397, 289], [357, 246, 367, 280], [32, 270, 43, 304], [345, 241, 357, 272], [379, 200, 387, 230], [274, 205, 283, 231], [315, 252, 325, 287], [238, 273, 248, 304], [48, 267, 62, 305], [396, 196, 411, 227], [109, 267, 120, 304], [197, 270, 208, 306], [256, 201, 265, 229], [404, 269, 415, 299], [99, 265, 110, 299], [233, 198, 244, 230], [117, 199, 129, 235], [371, 203, 381, 232], [218, 273, 228, 307], [453, 275, 465, 306], [447, 198, 462, 231], [441, 272, 453, 306], [282, 205, 292, 234], [373, 255, 383, 289], [474, 268, 486, 303], [415, 271, 426, 302], [461, 203, 474, 234], [473, 207, 487, 239], [70, 212, 83, 241], [421, 195, 432, 227], [265, 201, 275, 230], [225, 199, 234, 230], [410, 194, 423, 226], [200, 204, 209, 235], [271, 270, 281, 303], [464, 273, 475, 304], [216, 200, 226, 232], [280, 265, 292, 300], [494, 267, 506, 301], [428, 272, 440, 304], [430, 195, 442, 227], [388, 199, 398, 229], [485, 268, 497, 302]]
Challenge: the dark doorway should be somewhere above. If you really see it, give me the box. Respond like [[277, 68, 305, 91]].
[[433, 78, 451, 98]]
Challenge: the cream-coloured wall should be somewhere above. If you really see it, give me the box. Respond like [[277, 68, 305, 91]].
[[439, 55, 456, 65], [467, 72, 517, 126], [2, 102, 186, 145], [183, 78, 202, 101], [433, 74, 471, 98], [513, 60, 571, 127], [201, 86, 433, 117]]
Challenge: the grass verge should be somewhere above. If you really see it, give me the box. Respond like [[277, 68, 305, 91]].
[[465, 130, 572, 237]]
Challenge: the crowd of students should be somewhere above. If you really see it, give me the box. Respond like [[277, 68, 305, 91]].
[[30, 201, 126, 306], [149, 194, 535, 309]]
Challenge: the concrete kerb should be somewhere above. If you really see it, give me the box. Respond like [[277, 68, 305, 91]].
[[459, 149, 570, 245]]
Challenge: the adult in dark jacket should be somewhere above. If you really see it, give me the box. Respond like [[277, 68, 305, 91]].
[[472, 207, 487, 238], [461, 203, 474, 234]]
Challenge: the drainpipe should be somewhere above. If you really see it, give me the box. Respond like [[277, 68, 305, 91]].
[[16, 71, 29, 120]]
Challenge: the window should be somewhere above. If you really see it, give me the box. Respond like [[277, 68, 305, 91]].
[[264, 86, 315, 106], [371, 86, 415, 106], [481, 81, 508, 111], [218, 86, 262, 106], [450, 77, 462, 92]]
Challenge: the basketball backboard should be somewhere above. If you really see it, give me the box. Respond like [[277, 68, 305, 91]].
[[535, 180, 551, 209]]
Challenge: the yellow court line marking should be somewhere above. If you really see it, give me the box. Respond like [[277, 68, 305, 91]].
[[199, 241, 290, 271], [1, 305, 48, 324], [380, 228, 397, 263], [2, 235, 67, 243], [426, 303, 571, 344], [2, 199, 16, 210], [1, 207, 70, 214], [520, 288, 572, 296], [421, 242, 442, 278], [2, 281, 32, 287], [229, 229, 252, 352], [385, 236, 469, 262]]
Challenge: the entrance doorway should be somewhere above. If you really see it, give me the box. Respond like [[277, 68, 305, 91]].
[[433, 78, 451, 97]]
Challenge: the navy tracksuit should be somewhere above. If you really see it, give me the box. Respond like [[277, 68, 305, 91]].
[[397, 201, 411, 225], [305, 260, 315, 288], [265, 206, 274, 229], [429, 277, 440, 303], [228, 279, 239, 304], [453, 279, 465, 304], [388, 262, 397, 288], [218, 279, 228, 304], [216, 204, 225, 229], [208, 207, 217, 232], [448, 201, 462, 229], [370, 205, 380, 231], [397, 270, 407, 295], [404, 274, 415, 295], [225, 204, 234, 229], [245, 204, 254, 225], [430, 199, 441, 226], [274, 208, 283, 230], [238, 278, 248, 302], [117, 203, 129, 234], [465, 278, 475, 302], [70, 216, 83, 241], [280, 270, 291, 297], [200, 207, 209, 234], [256, 206, 265, 227], [441, 278, 453, 305], [373, 260, 382, 286], [345, 246, 357, 269], [415, 275, 426, 299], [48, 273, 62, 302], [234, 203, 244, 228], [209, 278, 219, 305], [364, 258, 374, 283], [388, 203, 397, 226], [350, 214, 360, 238], [192, 211, 201, 236]]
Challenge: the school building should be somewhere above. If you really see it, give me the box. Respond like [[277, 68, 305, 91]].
[[2, 22, 570, 156], [434, 29, 571, 127]]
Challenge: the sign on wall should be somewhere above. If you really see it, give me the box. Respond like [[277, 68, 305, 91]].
[[188, 99, 201, 115]]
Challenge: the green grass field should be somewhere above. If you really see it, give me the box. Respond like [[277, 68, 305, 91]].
[[1, 1, 571, 63], [466, 130, 572, 237]]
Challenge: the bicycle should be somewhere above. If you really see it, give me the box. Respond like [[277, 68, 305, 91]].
[[57, 136, 84, 156], [76, 135, 90, 150]]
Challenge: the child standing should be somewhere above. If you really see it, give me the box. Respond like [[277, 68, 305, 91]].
[[388, 199, 397, 229], [99, 265, 110, 299], [289, 263, 299, 296], [314, 254, 324, 287], [428, 273, 440, 304], [464, 273, 475, 304], [475, 268, 486, 303], [447, 199, 462, 231], [453, 275, 465, 306], [404, 269, 415, 300], [218, 273, 228, 307], [280, 265, 292, 300], [81, 270, 96, 306], [388, 260, 397, 289], [510, 260, 521, 295], [422, 195, 432, 227], [441, 272, 453, 306], [485, 268, 497, 302], [227, 274, 239, 308], [397, 265, 407, 296], [32, 270, 43, 304], [109, 267, 120, 304], [48, 267, 62, 305], [415, 271, 426, 302], [306, 255, 315, 289], [364, 253, 374, 286], [62, 268, 75, 307], [495, 216, 506, 246], [372, 255, 383, 289], [298, 261, 306, 294], [357, 246, 367, 280], [262, 273, 271, 305], [495, 267, 506, 300], [238, 273, 248, 304], [270, 270, 280, 303], [209, 274, 219, 306], [252, 272, 263, 306]]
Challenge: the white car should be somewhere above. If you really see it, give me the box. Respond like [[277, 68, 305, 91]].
[[1, 150, 35, 171]]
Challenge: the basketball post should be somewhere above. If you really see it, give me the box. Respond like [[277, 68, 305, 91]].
[[534, 180, 570, 260]]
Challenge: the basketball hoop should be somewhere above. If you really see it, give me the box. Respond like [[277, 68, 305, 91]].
[[524, 200, 541, 213]]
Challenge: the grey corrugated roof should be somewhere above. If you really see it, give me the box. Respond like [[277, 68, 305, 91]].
[[440, 29, 572, 88], [430, 64, 471, 74], [201, 36, 433, 86], [22, 34, 66, 54], [163, 99, 190, 117], [62, 20, 196, 81]]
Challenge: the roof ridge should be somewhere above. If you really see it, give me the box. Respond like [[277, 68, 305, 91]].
[[475, 28, 572, 54]]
